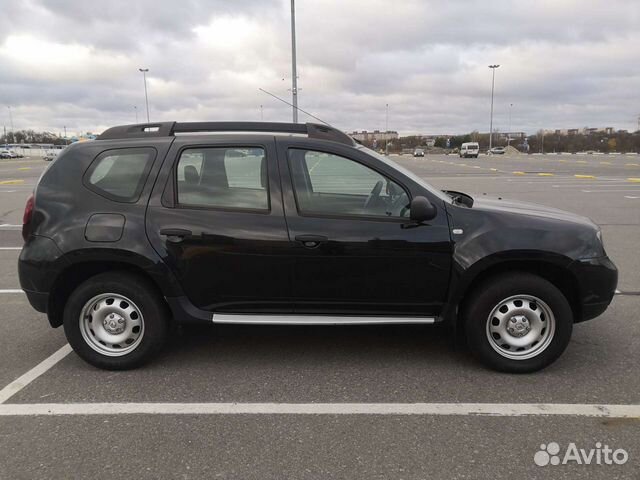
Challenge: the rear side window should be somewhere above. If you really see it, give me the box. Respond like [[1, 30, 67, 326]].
[[84, 148, 156, 202], [176, 147, 268, 211]]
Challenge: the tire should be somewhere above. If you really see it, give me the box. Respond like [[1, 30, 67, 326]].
[[63, 272, 170, 370], [463, 273, 573, 373]]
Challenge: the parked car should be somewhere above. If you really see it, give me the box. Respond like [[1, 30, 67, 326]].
[[459, 142, 479, 158], [43, 150, 60, 161], [413, 148, 425, 157], [489, 146, 506, 155], [0, 149, 18, 159], [19, 121, 618, 372]]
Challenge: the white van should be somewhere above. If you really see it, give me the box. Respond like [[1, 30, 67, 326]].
[[460, 142, 480, 158]]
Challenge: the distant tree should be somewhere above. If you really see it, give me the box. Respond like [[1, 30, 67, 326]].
[[0, 129, 67, 145], [434, 137, 447, 148]]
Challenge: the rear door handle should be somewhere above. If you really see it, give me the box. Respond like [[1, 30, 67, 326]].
[[160, 228, 192, 241], [295, 234, 328, 248]]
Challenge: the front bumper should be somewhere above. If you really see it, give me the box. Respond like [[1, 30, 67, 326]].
[[23, 289, 49, 313], [569, 256, 618, 322]]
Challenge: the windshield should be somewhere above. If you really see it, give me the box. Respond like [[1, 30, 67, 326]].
[[358, 145, 452, 203]]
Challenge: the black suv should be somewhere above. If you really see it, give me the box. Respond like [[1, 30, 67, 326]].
[[19, 122, 618, 372]]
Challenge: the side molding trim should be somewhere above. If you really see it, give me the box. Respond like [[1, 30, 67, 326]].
[[211, 314, 437, 325]]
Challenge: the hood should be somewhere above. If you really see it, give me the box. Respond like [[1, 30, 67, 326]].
[[471, 196, 596, 228]]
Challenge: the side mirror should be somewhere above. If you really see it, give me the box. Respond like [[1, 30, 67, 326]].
[[409, 196, 437, 222]]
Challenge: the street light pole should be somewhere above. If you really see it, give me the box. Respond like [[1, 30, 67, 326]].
[[385, 103, 389, 156], [508, 103, 513, 145], [7, 106, 14, 143], [488, 64, 500, 153], [290, 0, 298, 123], [139, 68, 150, 123], [260, 105, 264, 121], [134, 106, 138, 124]]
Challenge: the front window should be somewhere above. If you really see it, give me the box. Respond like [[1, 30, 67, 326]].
[[288, 148, 410, 218], [358, 145, 452, 203]]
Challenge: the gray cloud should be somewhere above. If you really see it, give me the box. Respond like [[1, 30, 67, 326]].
[[0, 0, 638, 136]]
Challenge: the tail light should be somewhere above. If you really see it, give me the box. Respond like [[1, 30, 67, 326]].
[[22, 193, 35, 242]]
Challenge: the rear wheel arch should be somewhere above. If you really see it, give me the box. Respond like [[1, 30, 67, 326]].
[[48, 260, 172, 328]]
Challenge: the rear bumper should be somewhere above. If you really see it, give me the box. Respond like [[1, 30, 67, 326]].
[[569, 256, 618, 322], [19, 235, 67, 323], [18, 234, 65, 296]]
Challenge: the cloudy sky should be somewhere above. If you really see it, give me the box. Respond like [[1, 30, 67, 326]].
[[0, 0, 638, 136]]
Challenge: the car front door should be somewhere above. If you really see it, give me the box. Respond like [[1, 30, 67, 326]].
[[277, 138, 452, 317], [146, 136, 293, 314]]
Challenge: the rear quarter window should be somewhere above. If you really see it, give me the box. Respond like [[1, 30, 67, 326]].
[[84, 148, 156, 203]]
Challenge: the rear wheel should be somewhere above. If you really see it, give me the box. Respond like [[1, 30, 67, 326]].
[[463, 273, 573, 373], [63, 272, 169, 370]]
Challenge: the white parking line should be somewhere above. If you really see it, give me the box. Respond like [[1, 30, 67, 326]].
[[566, 184, 640, 188], [582, 190, 640, 193], [0, 344, 72, 404], [0, 402, 638, 417], [0, 224, 22, 229], [0, 289, 23, 293], [0, 247, 21, 250]]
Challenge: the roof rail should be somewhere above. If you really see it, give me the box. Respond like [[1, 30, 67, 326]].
[[97, 121, 355, 146], [97, 122, 176, 140]]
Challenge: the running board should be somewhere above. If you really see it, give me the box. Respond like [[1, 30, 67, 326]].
[[212, 314, 437, 325]]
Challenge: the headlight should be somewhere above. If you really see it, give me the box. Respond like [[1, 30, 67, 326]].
[[596, 229, 603, 245]]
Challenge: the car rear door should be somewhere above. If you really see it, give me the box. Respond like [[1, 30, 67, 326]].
[[276, 137, 452, 317], [146, 135, 294, 313]]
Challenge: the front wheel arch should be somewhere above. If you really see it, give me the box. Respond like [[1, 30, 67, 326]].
[[451, 259, 581, 334]]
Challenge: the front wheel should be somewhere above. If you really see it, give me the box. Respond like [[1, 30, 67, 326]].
[[463, 273, 573, 373], [63, 272, 170, 370]]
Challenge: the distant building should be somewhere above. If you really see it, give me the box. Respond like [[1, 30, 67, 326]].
[[350, 130, 399, 142], [496, 132, 526, 140], [551, 127, 614, 136]]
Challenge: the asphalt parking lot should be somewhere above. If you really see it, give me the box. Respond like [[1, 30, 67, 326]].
[[0, 152, 639, 479]]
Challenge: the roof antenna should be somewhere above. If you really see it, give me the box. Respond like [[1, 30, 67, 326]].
[[258, 88, 332, 127]]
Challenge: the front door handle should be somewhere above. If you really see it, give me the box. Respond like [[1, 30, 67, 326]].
[[160, 228, 192, 241], [295, 234, 328, 249]]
